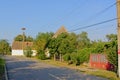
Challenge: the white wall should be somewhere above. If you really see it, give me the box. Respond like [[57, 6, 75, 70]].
[[12, 50, 37, 56], [12, 50, 24, 56]]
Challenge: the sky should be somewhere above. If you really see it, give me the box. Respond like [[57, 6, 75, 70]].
[[0, 0, 117, 44]]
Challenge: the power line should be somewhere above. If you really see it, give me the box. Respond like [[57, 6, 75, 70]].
[[87, 2, 116, 21], [69, 18, 117, 32], [68, 2, 116, 30]]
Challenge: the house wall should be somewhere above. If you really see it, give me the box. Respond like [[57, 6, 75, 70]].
[[12, 50, 24, 56], [12, 50, 37, 56]]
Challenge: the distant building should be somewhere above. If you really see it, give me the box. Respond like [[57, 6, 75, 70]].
[[90, 54, 114, 70], [12, 41, 36, 56], [52, 26, 67, 38]]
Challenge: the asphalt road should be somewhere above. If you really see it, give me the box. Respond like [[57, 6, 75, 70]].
[[4, 56, 108, 80]]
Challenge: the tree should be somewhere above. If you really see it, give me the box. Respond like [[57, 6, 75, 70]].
[[105, 34, 118, 72], [106, 34, 117, 42], [48, 32, 77, 60], [14, 34, 24, 41], [0, 39, 11, 55], [77, 32, 90, 49], [34, 32, 53, 58], [26, 36, 34, 42], [14, 34, 33, 42]]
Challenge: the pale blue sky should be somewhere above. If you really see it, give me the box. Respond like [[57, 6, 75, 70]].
[[0, 0, 117, 43]]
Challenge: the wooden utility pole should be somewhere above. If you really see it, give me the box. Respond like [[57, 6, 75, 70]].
[[117, 0, 120, 77]]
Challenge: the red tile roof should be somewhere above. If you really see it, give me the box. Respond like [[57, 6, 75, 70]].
[[12, 41, 33, 50]]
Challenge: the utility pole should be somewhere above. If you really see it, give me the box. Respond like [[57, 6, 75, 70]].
[[21, 27, 26, 50], [117, 0, 120, 77]]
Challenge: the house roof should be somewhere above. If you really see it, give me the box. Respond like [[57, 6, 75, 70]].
[[12, 41, 33, 50], [53, 26, 67, 38]]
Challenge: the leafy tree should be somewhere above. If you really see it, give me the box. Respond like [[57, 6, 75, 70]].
[[34, 32, 53, 57], [77, 31, 90, 49], [48, 32, 77, 59], [0, 40, 11, 55], [105, 34, 118, 72], [106, 34, 117, 41], [14, 34, 33, 42], [14, 34, 24, 41], [26, 36, 34, 42]]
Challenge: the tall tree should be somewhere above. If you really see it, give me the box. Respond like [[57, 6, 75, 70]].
[[34, 32, 53, 59], [0, 39, 11, 55]]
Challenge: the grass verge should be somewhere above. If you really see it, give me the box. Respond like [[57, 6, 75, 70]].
[[0, 58, 5, 80], [40, 59, 120, 80]]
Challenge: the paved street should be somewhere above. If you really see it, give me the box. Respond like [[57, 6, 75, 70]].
[[4, 56, 108, 80]]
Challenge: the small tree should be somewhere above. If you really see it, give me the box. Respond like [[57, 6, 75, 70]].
[[24, 47, 33, 57], [0, 39, 11, 55]]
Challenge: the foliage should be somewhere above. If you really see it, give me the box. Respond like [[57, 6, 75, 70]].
[[106, 34, 117, 41], [34, 32, 53, 58], [14, 34, 33, 42], [77, 31, 90, 49], [26, 36, 34, 42], [105, 34, 118, 72], [14, 34, 24, 41], [37, 50, 46, 60], [91, 41, 105, 53], [78, 48, 95, 63], [33, 31, 118, 72], [63, 53, 71, 62], [0, 39, 11, 55], [24, 47, 33, 57], [48, 32, 77, 58]]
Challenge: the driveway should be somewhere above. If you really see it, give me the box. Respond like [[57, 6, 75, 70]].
[[4, 56, 108, 80]]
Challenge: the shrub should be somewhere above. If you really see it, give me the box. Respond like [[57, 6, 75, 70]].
[[24, 47, 33, 57], [63, 53, 73, 64], [63, 54, 71, 61], [70, 53, 80, 66], [37, 50, 46, 60]]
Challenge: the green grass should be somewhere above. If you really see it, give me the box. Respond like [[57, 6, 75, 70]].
[[39, 59, 120, 80], [84, 70, 120, 80], [0, 58, 5, 80]]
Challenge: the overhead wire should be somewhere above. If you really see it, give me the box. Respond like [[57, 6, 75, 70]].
[[69, 18, 117, 32], [68, 1, 117, 31]]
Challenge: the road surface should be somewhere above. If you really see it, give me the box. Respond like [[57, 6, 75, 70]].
[[4, 56, 108, 80]]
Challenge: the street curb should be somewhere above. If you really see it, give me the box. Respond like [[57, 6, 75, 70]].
[[4, 64, 8, 80]]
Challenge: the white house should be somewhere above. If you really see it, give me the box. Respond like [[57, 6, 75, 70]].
[[12, 41, 36, 56]]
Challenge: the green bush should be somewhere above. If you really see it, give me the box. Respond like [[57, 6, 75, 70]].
[[63, 54, 71, 61], [24, 47, 33, 57], [70, 53, 80, 66], [37, 50, 46, 60], [63, 54, 73, 64]]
